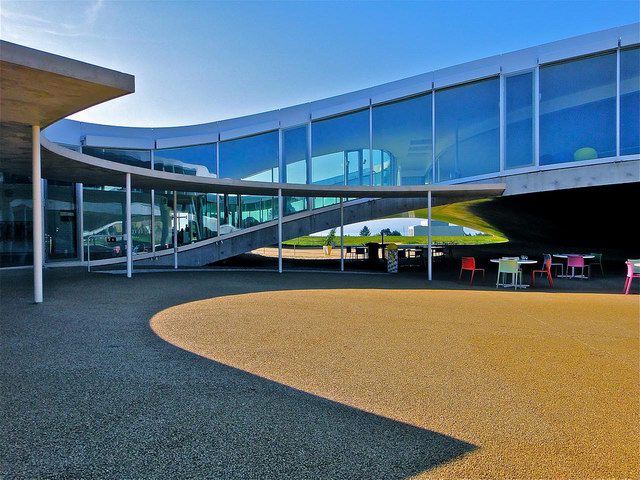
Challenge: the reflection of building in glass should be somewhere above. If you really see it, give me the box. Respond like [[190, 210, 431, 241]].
[[408, 221, 465, 237]]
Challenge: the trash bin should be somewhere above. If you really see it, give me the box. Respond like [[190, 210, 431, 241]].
[[366, 242, 380, 263], [386, 243, 398, 273]]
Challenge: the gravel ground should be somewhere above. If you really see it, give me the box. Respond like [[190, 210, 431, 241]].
[[1, 266, 638, 478]]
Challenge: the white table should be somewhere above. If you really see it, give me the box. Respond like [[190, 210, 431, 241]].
[[490, 258, 537, 288], [552, 254, 595, 279]]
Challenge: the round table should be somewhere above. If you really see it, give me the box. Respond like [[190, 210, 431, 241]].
[[490, 259, 537, 288], [552, 254, 594, 279]]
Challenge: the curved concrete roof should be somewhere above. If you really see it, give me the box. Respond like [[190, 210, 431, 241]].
[[0, 40, 134, 169]]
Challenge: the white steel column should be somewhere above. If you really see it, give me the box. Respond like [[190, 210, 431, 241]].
[[277, 188, 283, 273], [340, 197, 344, 271], [427, 190, 432, 281], [125, 173, 132, 278], [32, 125, 43, 303], [173, 190, 178, 269], [616, 46, 621, 157], [150, 150, 155, 253], [76, 183, 84, 262]]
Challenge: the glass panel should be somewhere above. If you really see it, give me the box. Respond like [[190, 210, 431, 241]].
[[372, 94, 433, 185], [505, 72, 535, 169], [220, 194, 240, 234], [241, 195, 275, 228], [131, 190, 152, 253], [82, 147, 151, 169], [82, 186, 126, 260], [0, 173, 32, 266], [153, 192, 175, 251], [435, 78, 500, 181], [219, 131, 278, 181], [311, 109, 369, 208], [621, 46, 640, 155], [46, 180, 77, 260], [154, 144, 217, 177], [540, 52, 616, 165], [283, 125, 308, 215]]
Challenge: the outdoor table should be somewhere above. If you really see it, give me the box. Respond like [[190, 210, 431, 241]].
[[490, 258, 537, 288], [552, 254, 595, 279]]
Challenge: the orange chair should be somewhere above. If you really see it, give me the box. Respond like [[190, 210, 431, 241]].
[[531, 255, 554, 288], [459, 257, 484, 285]]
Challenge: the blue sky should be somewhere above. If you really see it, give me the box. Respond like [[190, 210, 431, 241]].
[[1, 0, 637, 128]]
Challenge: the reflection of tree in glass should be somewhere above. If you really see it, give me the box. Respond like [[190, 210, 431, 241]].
[[360, 226, 370, 236]]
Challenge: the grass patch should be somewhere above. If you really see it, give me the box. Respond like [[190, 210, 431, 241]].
[[284, 235, 507, 247]]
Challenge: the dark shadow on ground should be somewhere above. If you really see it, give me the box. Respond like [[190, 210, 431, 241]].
[[1, 268, 476, 479]]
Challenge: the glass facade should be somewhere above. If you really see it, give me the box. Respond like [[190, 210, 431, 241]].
[[373, 94, 433, 185], [282, 125, 308, 215], [435, 78, 500, 181], [219, 131, 278, 181], [505, 72, 535, 169], [312, 109, 369, 208], [82, 147, 151, 169], [540, 52, 617, 165], [154, 144, 217, 176], [621, 46, 640, 156]]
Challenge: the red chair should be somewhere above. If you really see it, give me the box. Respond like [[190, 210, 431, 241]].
[[459, 257, 484, 285], [531, 256, 554, 288], [567, 255, 588, 279], [624, 261, 640, 295]]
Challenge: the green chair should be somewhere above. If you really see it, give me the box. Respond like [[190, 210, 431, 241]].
[[589, 253, 604, 276], [497, 259, 521, 289]]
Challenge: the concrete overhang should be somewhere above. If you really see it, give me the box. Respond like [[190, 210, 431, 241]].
[[0, 40, 134, 170], [39, 138, 505, 201]]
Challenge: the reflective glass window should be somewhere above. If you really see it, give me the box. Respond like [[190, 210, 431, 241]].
[[219, 131, 278, 181], [505, 72, 535, 169], [435, 78, 500, 181], [82, 147, 151, 169], [46, 181, 77, 261], [311, 109, 369, 208], [540, 52, 616, 165], [0, 173, 33, 266], [621, 46, 640, 155], [372, 94, 432, 185], [155, 144, 217, 177], [283, 125, 308, 215]]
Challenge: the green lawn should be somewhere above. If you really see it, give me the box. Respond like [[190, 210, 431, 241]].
[[283, 234, 506, 247]]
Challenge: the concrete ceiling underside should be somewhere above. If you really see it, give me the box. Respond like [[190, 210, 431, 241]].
[[0, 40, 135, 169]]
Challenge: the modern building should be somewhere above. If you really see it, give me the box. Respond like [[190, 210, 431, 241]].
[[409, 221, 465, 237], [1, 24, 638, 301]]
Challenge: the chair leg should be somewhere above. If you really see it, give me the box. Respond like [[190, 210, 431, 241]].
[[459, 268, 463, 281], [548, 272, 553, 288], [470, 270, 475, 286], [531, 271, 536, 287], [624, 277, 632, 295]]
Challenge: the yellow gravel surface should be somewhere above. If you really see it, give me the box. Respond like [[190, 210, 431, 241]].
[[151, 289, 639, 478]]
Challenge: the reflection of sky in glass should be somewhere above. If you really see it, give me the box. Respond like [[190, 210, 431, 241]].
[[540, 53, 616, 164], [505, 72, 534, 169], [154, 144, 216, 177], [373, 94, 432, 185], [219, 131, 278, 180], [435, 78, 500, 181], [621, 46, 640, 155]]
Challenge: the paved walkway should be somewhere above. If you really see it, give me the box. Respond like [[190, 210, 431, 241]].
[[1, 267, 638, 478]]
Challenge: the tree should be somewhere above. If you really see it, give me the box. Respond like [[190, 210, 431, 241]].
[[380, 228, 392, 236], [360, 225, 370, 236], [390, 230, 401, 236]]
